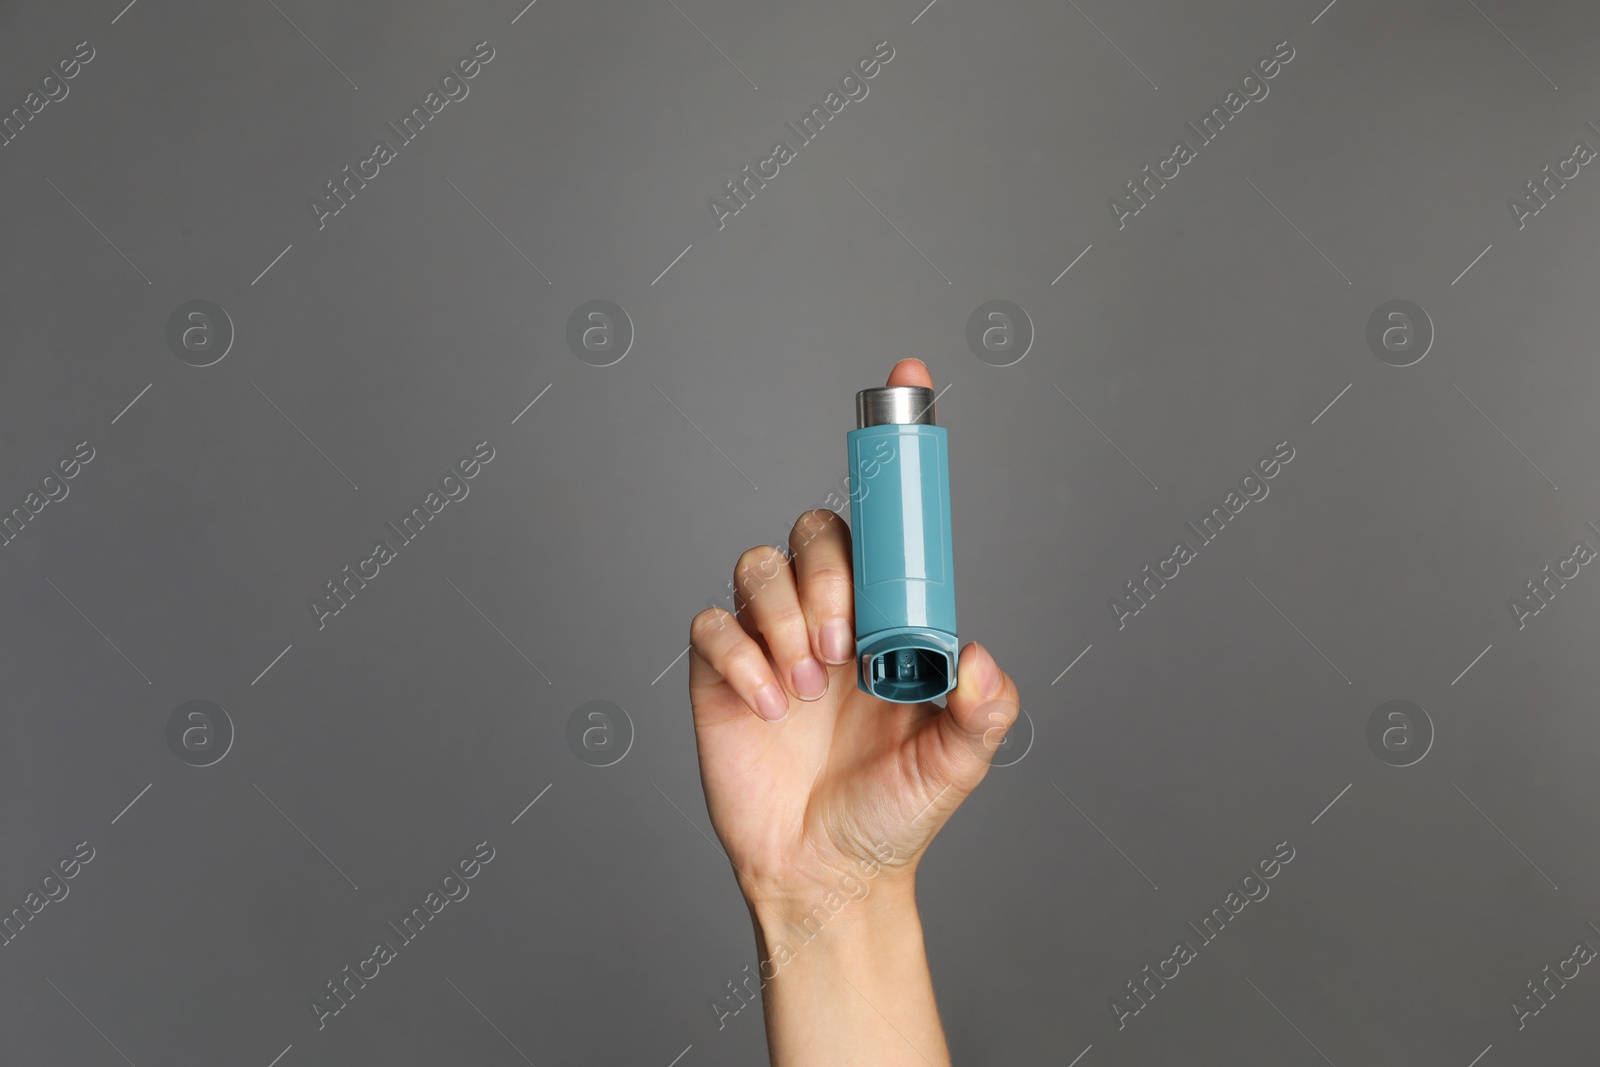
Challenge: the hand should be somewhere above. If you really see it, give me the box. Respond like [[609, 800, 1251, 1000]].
[[687, 359, 1022, 915]]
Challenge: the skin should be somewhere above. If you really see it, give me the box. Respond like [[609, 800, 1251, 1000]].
[[688, 358, 1022, 1066]]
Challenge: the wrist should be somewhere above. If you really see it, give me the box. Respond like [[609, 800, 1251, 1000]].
[[747, 871, 918, 944], [744, 872, 949, 1067], [736, 837, 918, 923]]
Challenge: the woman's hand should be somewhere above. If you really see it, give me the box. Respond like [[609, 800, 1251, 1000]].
[[684, 363, 1017, 1062], [687, 359, 1022, 1065]]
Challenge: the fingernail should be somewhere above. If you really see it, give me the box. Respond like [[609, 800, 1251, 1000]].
[[821, 618, 853, 664], [975, 644, 1002, 698], [755, 684, 789, 721], [792, 658, 828, 700]]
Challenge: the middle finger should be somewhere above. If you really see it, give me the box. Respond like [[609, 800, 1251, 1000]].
[[733, 545, 829, 701]]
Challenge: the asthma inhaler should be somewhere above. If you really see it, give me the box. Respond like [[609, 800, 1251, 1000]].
[[848, 385, 958, 703]]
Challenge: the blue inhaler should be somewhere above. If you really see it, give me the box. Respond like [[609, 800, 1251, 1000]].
[[848, 385, 958, 703]]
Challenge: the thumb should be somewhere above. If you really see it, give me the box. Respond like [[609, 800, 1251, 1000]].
[[932, 641, 1021, 788]]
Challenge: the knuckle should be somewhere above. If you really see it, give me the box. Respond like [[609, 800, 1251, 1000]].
[[806, 561, 853, 591], [690, 606, 735, 645], [734, 545, 788, 589], [791, 508, 840, 544], [765, 606, 810, 647], [727, 643, 772, 684]]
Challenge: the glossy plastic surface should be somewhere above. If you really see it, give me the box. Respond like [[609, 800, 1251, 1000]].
[[847, 423, 958, 702]]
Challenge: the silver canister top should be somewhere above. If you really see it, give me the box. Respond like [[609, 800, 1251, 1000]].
[[856, 385, 937, 428]]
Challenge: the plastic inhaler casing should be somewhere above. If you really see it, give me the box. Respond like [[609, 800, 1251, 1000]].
[[847, 385, 958, 703]]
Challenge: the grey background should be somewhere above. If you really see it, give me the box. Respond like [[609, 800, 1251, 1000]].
[[2, 0, 1598, 1064]]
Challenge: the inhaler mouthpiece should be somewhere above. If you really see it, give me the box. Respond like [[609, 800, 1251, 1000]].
[[847, 385, 958, 703]]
